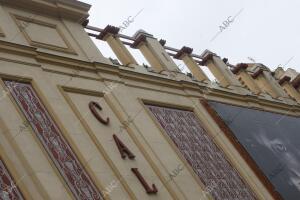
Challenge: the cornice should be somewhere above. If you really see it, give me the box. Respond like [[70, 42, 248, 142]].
[[0, 40, 38, 57], [206, 88, 300, 116], [113, 69, 300, 115], [0, 0, 90, 22], [1, 40, 300, 117], [0, 56, 41, 67], [36, 51, 95, 71], [60, 85, 104, 97]]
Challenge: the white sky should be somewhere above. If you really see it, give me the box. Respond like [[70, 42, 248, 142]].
[[81, 0, 300, 73]]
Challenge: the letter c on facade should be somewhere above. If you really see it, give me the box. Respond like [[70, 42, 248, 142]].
[[89, 101, 110, 125]]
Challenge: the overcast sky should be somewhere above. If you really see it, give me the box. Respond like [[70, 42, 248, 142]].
[[81, 0, 300, 75]]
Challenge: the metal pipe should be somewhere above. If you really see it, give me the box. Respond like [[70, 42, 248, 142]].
[[164, 46, 180, 52], [86, 25, 104, 32], [86, 25, 135, 41], [168, 52, 176, 57], [87, 32, 98, 37], [117, 33, 135, 41], [122, 41, 133, 46], [191, 54, 203, 59]]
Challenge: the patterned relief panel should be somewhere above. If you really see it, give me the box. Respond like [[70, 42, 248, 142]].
[[0, 160, 23, 200], [146, 105, 256, 200], [4, 81, 103, 200]]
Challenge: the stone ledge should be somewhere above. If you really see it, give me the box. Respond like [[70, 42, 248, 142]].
[[0, 0, 90, 22]]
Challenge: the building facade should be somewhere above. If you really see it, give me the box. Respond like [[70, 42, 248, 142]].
[[0, 0, 299, 199]]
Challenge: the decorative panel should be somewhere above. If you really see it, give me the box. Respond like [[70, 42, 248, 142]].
[[208, 101, 300, 200], [147, 105, 256, 200], [0, 160, 24, 199], [4, 81, 103, 200], [13, 15, 75, 54]]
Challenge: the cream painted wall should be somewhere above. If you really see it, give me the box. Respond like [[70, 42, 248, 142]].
[[0, 1, 287, 199]]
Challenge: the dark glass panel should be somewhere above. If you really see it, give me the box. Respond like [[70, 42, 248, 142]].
[[209, 101, 300, 200]]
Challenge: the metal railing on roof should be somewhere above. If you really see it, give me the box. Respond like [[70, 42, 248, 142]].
[[85, 24, 203, 64]]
